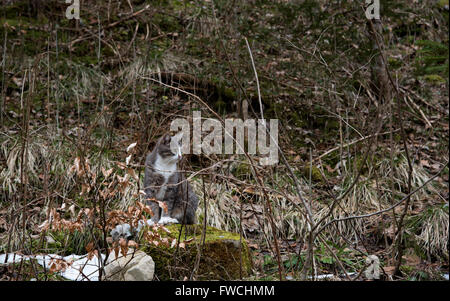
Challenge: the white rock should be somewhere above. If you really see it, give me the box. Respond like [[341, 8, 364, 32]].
[[104, 250, 154, 281], [158, 216, 179, 225], [46, 236, 56, 244]]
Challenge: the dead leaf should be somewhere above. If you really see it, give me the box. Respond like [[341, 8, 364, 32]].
[[80, 183, 91, 196], [49, 262, 58, 274], [128, 240, 138, 248], [126, 154, 132, 165], [161, 226, 171, 234], [85, 242, 94, 253], [243, 187, 263, 196], [101, 167, 113, 179], [127, 168, 139, 181], [248, 243, 259, 249], [183, 238, 194, 244], [143, 205, 154, 216], [383, 266, 396, 275], [420, 160, 431, 168], [126, 142, 137, 152], [158, 201, 168, 213], [120, 242, 128, 257], [383, 224, 396, 239]]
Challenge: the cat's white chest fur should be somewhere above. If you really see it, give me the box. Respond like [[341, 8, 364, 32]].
[[154, 154, 177, 200]]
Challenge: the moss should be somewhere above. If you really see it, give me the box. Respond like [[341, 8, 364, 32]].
[[185, 37, 212, 57], [232, 162, 252, 180], [423, 74, 446, 84], [140, 224, 252, 280], [221, 86, 237, 102], [291, 111, 307, 128], [388, 57, 402, 70], [400, 265, 414, 275], [292, 138, 308, 150], [438, 0, 449, 8], [214, 99, 227, 113], [287, 104, 340, 134], [265, 101, 284, 119], [0, 18, 50, 55], [321, 151, 341, 169], [302, 165, 324, 183], [152, 12, 182, 33], [3, 260, 67, 281]]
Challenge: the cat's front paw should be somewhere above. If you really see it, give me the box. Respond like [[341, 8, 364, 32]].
[[158, 216, 179, 225], [110, 223, 133, 241], [136, 219, 155, 232]]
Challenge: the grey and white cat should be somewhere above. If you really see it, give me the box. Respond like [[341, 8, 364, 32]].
[[144, 133, 198, 225], [111, 133, 198, 240]]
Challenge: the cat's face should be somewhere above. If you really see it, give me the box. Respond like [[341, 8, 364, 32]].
[[156, 133, 182, 163]]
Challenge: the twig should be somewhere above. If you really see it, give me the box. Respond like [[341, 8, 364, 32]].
[[244, 36, 285, 281], [317, 234, 351, 281], [405, 95, 432, 128], [314, 130, 400, 162], [104, 5, 150, 29], [352, 261, 370, 281], [1, 25, 7, 125], [245, 38, 264, 122], [317, 160, 448, 233], [365, 12, 415, 277], [400, 86, 448, 115]]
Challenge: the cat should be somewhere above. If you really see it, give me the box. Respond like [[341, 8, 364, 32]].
[[143, 133, 198, 225], [111, 133, 198, 240]]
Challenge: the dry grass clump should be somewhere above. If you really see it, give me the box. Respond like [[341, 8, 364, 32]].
[[189, 152, 447, 260], [408, 204, 449, 261]]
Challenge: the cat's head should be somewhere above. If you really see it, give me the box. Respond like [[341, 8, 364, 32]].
[[155, 133, 183, 163]]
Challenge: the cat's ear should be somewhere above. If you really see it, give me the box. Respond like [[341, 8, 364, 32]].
[[173, 132, 183, 144], [161, 134, 171, 145]]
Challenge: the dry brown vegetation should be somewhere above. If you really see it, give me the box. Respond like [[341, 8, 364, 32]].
[[0, 0, 448, 281]]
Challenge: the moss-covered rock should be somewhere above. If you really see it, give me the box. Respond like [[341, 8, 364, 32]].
[[302, 165, 324, 183], [424, 74, 447, 84], [30, 224, 253, 280], [141, 224, 253, 280]]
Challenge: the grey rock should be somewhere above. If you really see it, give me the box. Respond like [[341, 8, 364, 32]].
[[104, 250, 154, 281], [46, 236, 56, 244]]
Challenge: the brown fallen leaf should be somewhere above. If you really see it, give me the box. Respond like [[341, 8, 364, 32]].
[[127, 168, 139, 181], [128, 240, 138, 248], [101, 167, 114, 179], [85, 241, 94, 253], [183, 238, 194, 244], [383, 266, 396, 275], [248, 243, 259, 249], [158, 201, 168, 213], [420, 160, 431, 168]]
